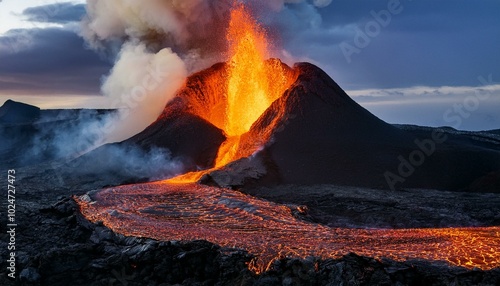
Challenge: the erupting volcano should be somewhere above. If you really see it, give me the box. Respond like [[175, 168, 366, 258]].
[[76, 2, 500, 277]]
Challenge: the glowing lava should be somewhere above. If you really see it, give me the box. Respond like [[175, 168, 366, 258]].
[[216, 4, 295, 167], [167, 4, 296, 182], [77, 183, 500, 273], [225, 4, 292, 138]]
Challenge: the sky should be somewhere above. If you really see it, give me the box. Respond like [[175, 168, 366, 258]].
[[0, 0, 499, 131]]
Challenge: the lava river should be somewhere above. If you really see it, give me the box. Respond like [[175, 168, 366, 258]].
[[77, 182, 500, 273], [76, 3, 499, 274]]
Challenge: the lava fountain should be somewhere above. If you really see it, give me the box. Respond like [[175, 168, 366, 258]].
[[166, 4, 296, 183], [76, 3, 500, 274], [224, 4, 293, 138], [215, 4, 296, 167]]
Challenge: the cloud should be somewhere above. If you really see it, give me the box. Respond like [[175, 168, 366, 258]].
[[279, 0, 500, 89], [348, 84, 500, 99], [0, 27, 111, 95], [22, 2, 86, 24], [349, 84, 500, 131]]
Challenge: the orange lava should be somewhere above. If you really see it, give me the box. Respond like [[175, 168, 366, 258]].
[[167, 4, 296, 184], [215, 4, 296, 167], [225, 4, 292, 138], [77, 183, 500, 273]]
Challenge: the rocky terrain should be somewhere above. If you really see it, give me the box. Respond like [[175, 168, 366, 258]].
[[1, 162, 499, 285]]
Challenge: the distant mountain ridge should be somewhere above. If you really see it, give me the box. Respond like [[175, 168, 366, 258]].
[[0, 99, 41, 124]]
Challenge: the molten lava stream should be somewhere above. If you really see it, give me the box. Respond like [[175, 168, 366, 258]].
[[77, 183, 500, 273]]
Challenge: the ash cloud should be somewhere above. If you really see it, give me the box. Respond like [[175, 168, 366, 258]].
[[80, 0, 330, 68]]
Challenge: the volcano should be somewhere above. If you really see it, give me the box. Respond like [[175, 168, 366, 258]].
[[124, 59, 500, 191], [76, 58, 500, 273], [92, 3, 500, 191]]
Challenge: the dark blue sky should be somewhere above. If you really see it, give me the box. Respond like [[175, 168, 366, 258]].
[[0, 0, 499, 130], [275, 0, 500, 89]]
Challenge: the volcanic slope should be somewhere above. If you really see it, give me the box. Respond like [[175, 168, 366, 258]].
[[247, 62, 500, 190], [127, 61, 500, 191]]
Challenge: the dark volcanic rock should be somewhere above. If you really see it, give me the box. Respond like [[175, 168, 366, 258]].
[[126, 97, 226, 170], [244, 63, 500, 191], [0, 100, 40, 124], [470, 170, 500, 193]]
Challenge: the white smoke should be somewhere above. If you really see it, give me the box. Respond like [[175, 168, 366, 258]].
[[80, 0, 228, 143], [77, 0, 331, 144], [100, 43, 186, 142]]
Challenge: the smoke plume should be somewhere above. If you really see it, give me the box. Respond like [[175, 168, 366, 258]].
[[100, 43, 186, 142], [44, 0, 330, 178]]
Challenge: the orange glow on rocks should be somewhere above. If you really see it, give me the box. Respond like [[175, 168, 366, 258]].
[[77, 183, 500, 273]]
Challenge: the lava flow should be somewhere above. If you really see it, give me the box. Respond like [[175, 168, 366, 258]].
[[77, 183, 500, 273], [76, 3, 500, 274]]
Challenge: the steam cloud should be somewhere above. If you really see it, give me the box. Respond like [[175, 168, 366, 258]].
[[79, 0, 330, 144], [7, 0, 330, 180], [101, 43, 186, 143]]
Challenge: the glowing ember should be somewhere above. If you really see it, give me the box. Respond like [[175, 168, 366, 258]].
[[77, 182, 500, 273]]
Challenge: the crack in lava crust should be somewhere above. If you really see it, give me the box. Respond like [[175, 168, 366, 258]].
[[77, 182, 500, 273]]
